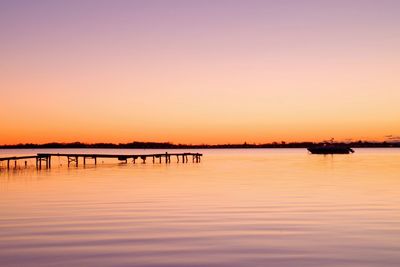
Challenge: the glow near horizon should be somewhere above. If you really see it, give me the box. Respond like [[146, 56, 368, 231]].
[[1, 0, 399, 145]]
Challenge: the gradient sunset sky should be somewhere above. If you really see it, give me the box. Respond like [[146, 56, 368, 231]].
[[1, 0, 399, 144]]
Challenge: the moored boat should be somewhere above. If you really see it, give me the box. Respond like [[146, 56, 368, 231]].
[[307, 144, 354, 154]]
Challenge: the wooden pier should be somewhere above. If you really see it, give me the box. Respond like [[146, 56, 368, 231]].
[[0, 152, 202, 170]]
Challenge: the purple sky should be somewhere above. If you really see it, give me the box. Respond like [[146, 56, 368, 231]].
[[1, 0, 400, 144]]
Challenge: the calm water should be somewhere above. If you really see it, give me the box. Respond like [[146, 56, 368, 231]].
[[1, 148, 400, 267]]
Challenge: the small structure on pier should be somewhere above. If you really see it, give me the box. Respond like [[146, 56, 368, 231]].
[[0, 152, 203, 170]]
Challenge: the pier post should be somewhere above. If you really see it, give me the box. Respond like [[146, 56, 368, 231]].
[[94, 157, 97, 165], [14, 160, 17, 168], [75, 156, 78, 167], [48, 156, 51, 168], [7, 160, 10, 169], [83, 157, 86, 166]]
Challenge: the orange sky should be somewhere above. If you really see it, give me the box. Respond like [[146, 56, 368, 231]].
[[1, 1, 400, 145]]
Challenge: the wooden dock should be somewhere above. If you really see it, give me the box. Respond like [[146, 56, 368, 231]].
[[0, 156, 39, 169], [0, 152, 202, 169]]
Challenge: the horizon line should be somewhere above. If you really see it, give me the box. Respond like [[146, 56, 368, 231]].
[[1, 140, 399, 149]]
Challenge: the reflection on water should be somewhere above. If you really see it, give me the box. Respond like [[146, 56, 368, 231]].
[[1, 148, 400, 267]]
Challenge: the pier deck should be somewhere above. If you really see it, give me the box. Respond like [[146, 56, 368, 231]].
[[0, 152, 202, 169]]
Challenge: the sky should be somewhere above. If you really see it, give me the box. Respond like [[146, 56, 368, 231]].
[[1, 0, 399, 144]]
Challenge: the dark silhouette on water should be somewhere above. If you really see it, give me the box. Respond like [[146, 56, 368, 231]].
[[307, 139, 355, 154], [307, 145, 354, 154], [0, 152, 202, 170]]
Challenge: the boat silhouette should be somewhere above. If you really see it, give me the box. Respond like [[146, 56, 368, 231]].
[[307, 139, 354, 154]]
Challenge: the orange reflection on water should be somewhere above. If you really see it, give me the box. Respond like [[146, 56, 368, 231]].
[[1, 148, 400, 267]]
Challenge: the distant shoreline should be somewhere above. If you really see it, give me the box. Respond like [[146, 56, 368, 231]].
[[1, 141, 399, 149]]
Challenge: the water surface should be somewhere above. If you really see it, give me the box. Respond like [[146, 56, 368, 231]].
[[1, 148, 400, 267]]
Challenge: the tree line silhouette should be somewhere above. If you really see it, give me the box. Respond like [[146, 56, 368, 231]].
[[0, 141, 399, 149]]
